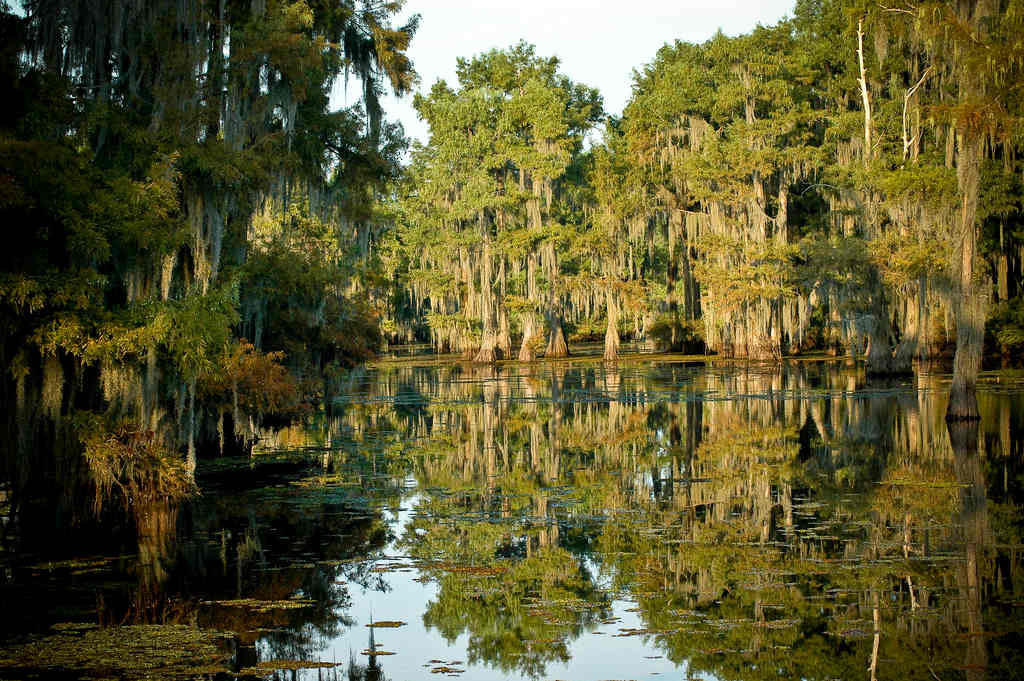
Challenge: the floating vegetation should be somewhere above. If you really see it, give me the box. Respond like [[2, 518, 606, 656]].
[[838, 628, 874, 639], [28, 556, 121, 572], [367, 620, 407, 628], [201, 598, 315, 611], [613, 627, 656, 637], [0, 623, 232, 679], [290, 474, 359, 488], [371, 562, 413, 572], [418, 561, 508, 576], [755, 619, 800, 629], [243, 659, 345, 672]]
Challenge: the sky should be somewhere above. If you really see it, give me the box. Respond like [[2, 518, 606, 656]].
[[358, 0, 798, 148]]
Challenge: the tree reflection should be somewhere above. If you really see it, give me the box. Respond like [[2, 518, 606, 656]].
[[359, 360, 1024, 680], [4, 359, 1023, 680]]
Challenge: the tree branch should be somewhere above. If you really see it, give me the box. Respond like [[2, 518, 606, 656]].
[[903, 65, 933, 160]]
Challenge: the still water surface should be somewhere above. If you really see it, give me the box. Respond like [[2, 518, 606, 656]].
[[2, 357, 1023, 680]]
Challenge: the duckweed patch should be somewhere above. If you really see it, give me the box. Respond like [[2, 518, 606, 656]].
[[201, 598, 315, 611], [0, 623, 232, 679], [242, 659, 344, 673], [27, 556, 121, 572]]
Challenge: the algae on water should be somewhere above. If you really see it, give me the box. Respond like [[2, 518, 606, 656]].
[[0, 623, 233, 679]]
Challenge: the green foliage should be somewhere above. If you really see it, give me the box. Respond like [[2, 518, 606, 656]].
[[988, 298, 1024, 353], [81, 419, 197, 516], [578, 0, 1024, 364], [647, 314, 705, 352], [243, 204, 384, 371], [393, 42, 603, 355], [0, 0, 414, 538]]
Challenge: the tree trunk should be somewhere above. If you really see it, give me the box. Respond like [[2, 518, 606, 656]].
[[947, 133, 986, 421], [545, 312, 570, 358], [604, 285, 620, 362], [997, 221, 1009, 301], [666, 230, 680, 350], [542, 241, 568, 358], [746, 335, 780, 360], [518, 313, 537, 361], [744, 302, 780, 360], [518, 254, 539, 361], [857, 18, 873, 166], [497, 304, 512, 359], [496, 257, 512, 357], [867, 302, 912, 377], [948, 283, 985, 419], [893, 287, 923, 372], [473, 240, 499, 363], [865, 327, 892, 377]]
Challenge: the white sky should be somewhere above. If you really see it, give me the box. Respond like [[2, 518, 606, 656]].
[[361, 0, 797, 147]]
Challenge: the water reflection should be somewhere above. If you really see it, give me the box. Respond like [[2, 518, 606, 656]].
[[312, 361, 1024, 680], [2, 359, 1023, 681]]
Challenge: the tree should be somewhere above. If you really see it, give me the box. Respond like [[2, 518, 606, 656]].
[[620, 25, 820, 359], [905, 0, 1024, 419], [397, 42, 603, 362], [0, 0, 416, 535]]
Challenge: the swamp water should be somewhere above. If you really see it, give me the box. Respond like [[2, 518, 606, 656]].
[[2, 357, 1023, 680]]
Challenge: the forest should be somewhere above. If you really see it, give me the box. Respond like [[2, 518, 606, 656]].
[[1, 0, 1023, 538], [393, 1, 1024, 427]]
